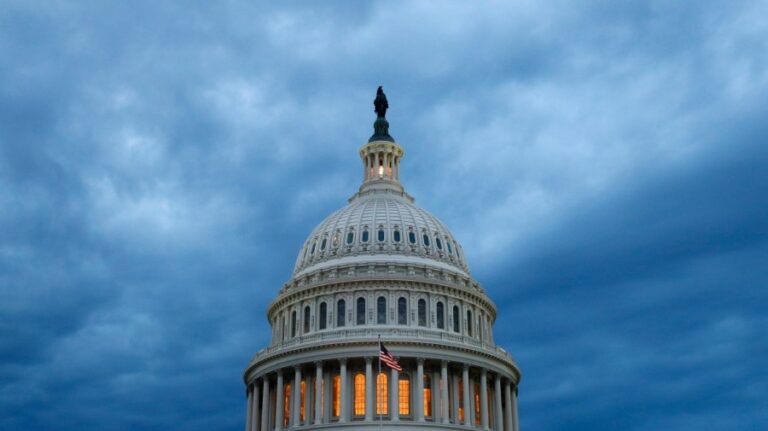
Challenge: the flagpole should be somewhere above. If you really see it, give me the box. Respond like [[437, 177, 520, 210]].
[[378, 334, 382, 431]]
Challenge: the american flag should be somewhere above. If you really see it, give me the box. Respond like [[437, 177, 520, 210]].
[[379, 341, 402, 372]]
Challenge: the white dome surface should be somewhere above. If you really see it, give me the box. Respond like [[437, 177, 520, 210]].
[[293, 191, 469, 277]]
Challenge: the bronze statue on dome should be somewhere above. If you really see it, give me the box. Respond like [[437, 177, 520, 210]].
[[374, 86, 388, 118]]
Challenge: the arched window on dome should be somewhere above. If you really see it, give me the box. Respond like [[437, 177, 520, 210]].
[[436, 302, 445, 329], [399, 373, 411, 416], [393, 228, 401, 243], [377, 226, 385, 242], [408, 229, 416, 245], [466, 310, 473, 337], [362, 228, 370, 243], [311, 241, 317, 255], [303, 306, 311, 334], [332, 230, 341, 248], [376, 372, 388, 416], [418, 299, 427, 327], [436, 236, 443, 251], [356, 297, 366, 325], [319, 302, 327, 330], [320, 238, 327, 251], [337, 299, 346, 327], [354, 372, 366, 417], [446, 239, 453, 254], [423, 374, 433, 419], [377, 296, 387, 324], [478, 313, 484, 342], [452, 306, 460, 333], [291, 310, 297, 338], [422, 232, 431, 247], [346, 230, 354, 245], [397, 297, 407, 325]]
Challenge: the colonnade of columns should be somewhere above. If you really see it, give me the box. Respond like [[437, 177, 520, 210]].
[[362, 146, 401, 182], [245, 357, 519, 431]]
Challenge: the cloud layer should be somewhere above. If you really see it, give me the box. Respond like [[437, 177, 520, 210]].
[[1, 1, 766, 430]]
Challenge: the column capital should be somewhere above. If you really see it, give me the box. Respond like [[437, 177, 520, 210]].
[[365, 356, 373, 365], [339, 358, 347, 365], [480, 368, 487, 376], [294, 365, 301, 372], [462, 364, 470, 371], [277, 368, 284, 377], [441, 359, 448, 367], [417, 357, 425, 365], [314, 360, 323, 367]]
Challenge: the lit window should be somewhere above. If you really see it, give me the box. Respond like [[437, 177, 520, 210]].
[[397, 297, 407, 325], [436, 302, 444, 329], [377, 372, 388, 415], [378, 228, 385, 242], [399, 374, 411, 416], [393, 230, 401, 242], [284, 383, 292, 427], [357, 297, 366, 325], [346, 232, 354, 245], [300, 379, 306, 422], [474, 383, 481, 425], [319, 303, 327, 330], [418, 299, 427, 327], [424, 375, 432, 418], [354, 373, 366, 416], [332, 375, 341, 418], [377, 296, 386, 324], [337, 300, 346, 327], [332, 232, 340, 248]]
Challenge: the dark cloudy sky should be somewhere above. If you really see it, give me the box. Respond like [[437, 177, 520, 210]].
[[1, 1, 767, 430]]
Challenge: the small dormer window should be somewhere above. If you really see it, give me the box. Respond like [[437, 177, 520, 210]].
[[346, 231, 354, 245], [377, 227, 385, 242], [436, 237, 443, 250], [393, 229, 401, 242], [408, 231, 416, 244]]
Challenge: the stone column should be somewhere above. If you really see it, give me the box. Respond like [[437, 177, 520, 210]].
[[512, 386, 519, 431], [314, 362, 323, 425], [261, 378, 270, 431], [503, 381, 513, 431], [441, 361, 450, 424], [252, 382, 261, 431], [451, 372, 460, 424], [246, 386, 253, 431], [275, 371, 284, 430], [416, 358, 425, 422], [391, 367, 399, 422], [494, 375, 503, 431], [462, 366, 471, 426], [339, 359, 348, 423], [365, 357, 374, 421], [292, 367, 301, 427], [480, 369, 489, 430]]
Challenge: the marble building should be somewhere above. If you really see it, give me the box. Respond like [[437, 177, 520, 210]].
[[242, 89, 521, 431]]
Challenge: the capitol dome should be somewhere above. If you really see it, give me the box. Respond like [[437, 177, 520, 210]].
[[243, 89, 521, 431]]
